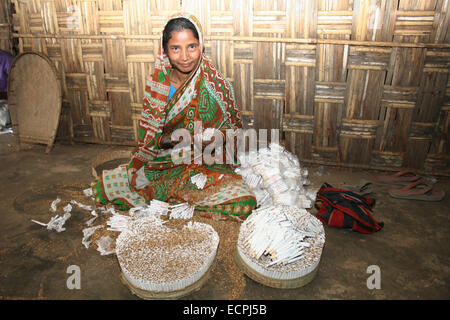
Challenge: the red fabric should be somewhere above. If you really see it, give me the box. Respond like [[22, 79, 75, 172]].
[[327, 208, 344, 228], [315, 183, 383, 234]]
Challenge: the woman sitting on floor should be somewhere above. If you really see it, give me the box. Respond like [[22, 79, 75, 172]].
[[91, 12, 256, 221]]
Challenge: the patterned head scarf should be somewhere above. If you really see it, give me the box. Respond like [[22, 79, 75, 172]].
[[160, 12, 204, 59], [150, 12, 204, 110]]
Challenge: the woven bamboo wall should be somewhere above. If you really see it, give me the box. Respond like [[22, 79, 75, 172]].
[[0, 1, 12, 53], [7, 0, 450, 174]]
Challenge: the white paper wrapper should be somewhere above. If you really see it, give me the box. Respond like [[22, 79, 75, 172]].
[[237, 205, 325, 279], [82, 225, 102, 248], [85, 210, 99, 226], [169, 203, 194, 220], [191, 172, 208, 190], [107, 214, 132, 232], [50, 197, 61, 212], [32, 200, 74, 232], [235, 143, 313, 209], [70, 200, 93, 211]]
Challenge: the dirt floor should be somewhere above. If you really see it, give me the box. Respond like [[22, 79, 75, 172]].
[[0, 132, 449, 301]]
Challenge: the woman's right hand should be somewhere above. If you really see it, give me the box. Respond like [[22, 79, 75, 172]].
[[159, 133, 181, 149]]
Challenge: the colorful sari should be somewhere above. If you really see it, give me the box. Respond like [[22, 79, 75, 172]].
[[91, 12, 256, 221]]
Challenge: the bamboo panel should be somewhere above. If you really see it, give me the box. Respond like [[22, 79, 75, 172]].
[[68, 90, 91, 128], [85, 61, 106, 99], [285, 43, 315, 157], [370, 150, 404, 168], [9, 0, 450, 174], [233, 49, 252, 109], [395, 0, 438, 42], [340, 135, 375, 165], [0, 27, 12, 53], [287, 0, 316, 39], [404, 139, 432, 169], [314, 1, 349, 162], [352, 0, 398, 42], [285, 131, 313, 161], [376, 106, 413, 153], [425, 82, 450, 171], [55, 100, 73, 143], [0, 1, 12, 53]]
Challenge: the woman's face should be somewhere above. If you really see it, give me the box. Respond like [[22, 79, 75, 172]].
[[166, 29, 201, 75]]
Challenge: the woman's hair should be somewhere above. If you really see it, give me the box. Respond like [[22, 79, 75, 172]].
[[162, 18, 199, 54]]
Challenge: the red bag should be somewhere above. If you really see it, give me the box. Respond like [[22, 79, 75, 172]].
[[315, 183, 384, 234]]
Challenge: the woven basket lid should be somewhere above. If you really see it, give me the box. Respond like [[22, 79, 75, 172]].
[[7, 52, 62, 153]]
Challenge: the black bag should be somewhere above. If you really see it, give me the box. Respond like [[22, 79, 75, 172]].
[[315, 183, 384, 234]]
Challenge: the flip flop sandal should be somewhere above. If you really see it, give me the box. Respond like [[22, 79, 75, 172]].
[[340, 182, 374, 196], [377, 170, 421, 185], [388, 179, 445, 201], [358, 182, 374, 196]]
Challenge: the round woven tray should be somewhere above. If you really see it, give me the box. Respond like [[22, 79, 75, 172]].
[[234, 249, 319, 289], [7, 51, 62, 153], [91, 149, 132, 179], [120, 257, 217, 300]]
